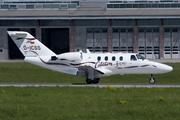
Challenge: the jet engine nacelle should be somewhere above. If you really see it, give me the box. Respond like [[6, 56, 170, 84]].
[[57, 52, 83, 63]]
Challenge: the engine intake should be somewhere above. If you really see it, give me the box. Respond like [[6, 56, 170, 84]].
[[51, 56, 58, 61]]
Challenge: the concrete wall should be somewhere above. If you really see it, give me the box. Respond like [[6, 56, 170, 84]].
[[0, 28, 8, 60]]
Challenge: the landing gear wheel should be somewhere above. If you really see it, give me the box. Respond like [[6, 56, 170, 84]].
[[86, 78, 92, 84], [149, 74, 155, 84], [93, 78, 100, 84], [93, 80, 99, 84]]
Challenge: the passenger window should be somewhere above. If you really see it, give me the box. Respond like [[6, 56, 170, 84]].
[[105, 56, 108, 61], [119, 56, 123, 61], [131, 55, 137, 61], [97, 56, 101, 61], [112, 56, 116, 61]]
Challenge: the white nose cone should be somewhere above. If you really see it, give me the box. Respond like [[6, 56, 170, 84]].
[[148, 61, 173, 74], [163, 64, 173, 73], [157, 63, 173, 73]]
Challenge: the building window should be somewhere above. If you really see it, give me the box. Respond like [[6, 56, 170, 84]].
[[164, 28, 170, 32], [68, 4, 77, 8], [87, 28, 108, 52], [1, 5, 8, 9], [114, 4, 119, 8], [107, 4, 114, 8], [43, 4, 52, 9], [26, 5, 34, 9], [60, 4, 67, 8]]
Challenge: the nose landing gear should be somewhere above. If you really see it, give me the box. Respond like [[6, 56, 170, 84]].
[[149, 74, 155, 84]]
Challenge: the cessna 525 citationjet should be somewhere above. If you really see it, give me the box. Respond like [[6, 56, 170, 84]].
[[8, 31, 173, 84]]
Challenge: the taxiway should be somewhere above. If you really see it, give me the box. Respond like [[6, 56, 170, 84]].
[[0, 83, 180, 88]]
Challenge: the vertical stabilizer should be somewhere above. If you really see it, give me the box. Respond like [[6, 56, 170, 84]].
[[7, 31, 56, 61]]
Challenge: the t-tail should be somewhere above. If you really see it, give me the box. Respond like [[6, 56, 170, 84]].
[[7, 31, 56, 62]]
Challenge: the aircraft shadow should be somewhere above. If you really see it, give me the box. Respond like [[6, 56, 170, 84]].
[[72, 83, 91, 85]]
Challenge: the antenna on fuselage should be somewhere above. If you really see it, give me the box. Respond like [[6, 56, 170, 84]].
[[86, 49, 90, 53]]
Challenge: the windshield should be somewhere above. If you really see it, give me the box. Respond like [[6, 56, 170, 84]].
[[136, 54, 145, 60]]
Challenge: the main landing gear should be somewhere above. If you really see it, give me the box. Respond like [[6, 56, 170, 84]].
[[149, 74, 155, 84], [86, 78, 100, 84]]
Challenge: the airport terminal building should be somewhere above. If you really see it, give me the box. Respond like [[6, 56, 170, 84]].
[[0, 0, 180, 60]]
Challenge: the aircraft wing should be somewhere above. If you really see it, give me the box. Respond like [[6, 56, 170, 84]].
[[77, 66, 109, 78]]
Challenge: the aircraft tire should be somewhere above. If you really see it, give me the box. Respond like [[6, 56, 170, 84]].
[[86, 78, 92, 84], [93, 78, 100, 84], [149, 78, 155, 84]]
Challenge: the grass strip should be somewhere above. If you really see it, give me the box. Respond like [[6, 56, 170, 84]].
[[0, 86, 180, 120], [0, 62, 179, 84]]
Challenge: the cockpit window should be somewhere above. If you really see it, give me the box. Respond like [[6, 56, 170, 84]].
[[130, 55, 137, 61], [136, 54, 145, 60]]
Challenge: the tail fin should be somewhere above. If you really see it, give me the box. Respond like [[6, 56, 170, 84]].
[[7, 31, 56, 60]]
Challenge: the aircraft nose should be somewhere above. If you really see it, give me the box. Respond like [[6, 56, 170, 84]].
[[164, 65, 173, 72], [159, 64, 173, 73]]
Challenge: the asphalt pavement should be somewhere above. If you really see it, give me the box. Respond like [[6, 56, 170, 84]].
[[0, 83, 180, 88]]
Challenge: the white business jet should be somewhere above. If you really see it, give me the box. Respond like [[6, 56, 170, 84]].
[[8, 31, 173, 84]]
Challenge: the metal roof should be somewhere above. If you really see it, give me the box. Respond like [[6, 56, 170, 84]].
[[1, 2, 180, 19]]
